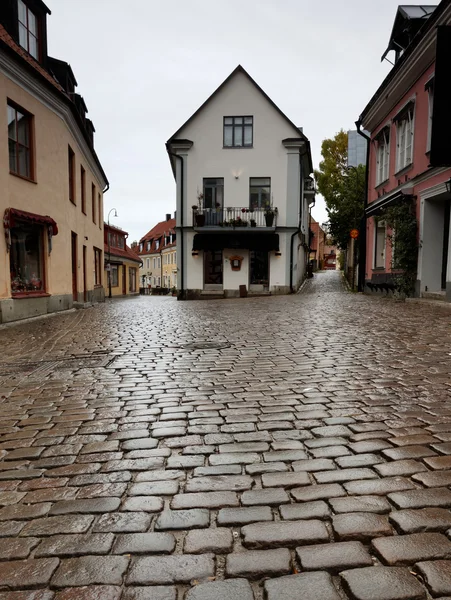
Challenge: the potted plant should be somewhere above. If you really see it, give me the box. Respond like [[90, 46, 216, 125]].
[[264, 207, 277, 227], [250, 219, 257, 228], [193, 194, 205, 226]]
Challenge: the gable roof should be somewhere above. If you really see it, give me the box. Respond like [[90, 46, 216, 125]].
[[167, 65, 308, 145], [138, 218, 176, 255]]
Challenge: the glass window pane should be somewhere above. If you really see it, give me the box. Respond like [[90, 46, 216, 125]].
[[234, 117, 243, 125], [251, 178, 270, 187], [7, 106, 16, 140], [29, 34, 38, 59], [8, 139, 17, 172], [244, 125, 252, 145], [244, 117, 253, 124], [28, 10, 37, 34], [234, 126, 243, 146], [18, 0, 26, 24], [19, 23, 27, 49], [250, 191, 259, 209], [224, 117, 233, 125], [224, 125, 232, 146], [18, 145, 30, 177], [10, 223, 42, 293], [17, 114, 29, 146]]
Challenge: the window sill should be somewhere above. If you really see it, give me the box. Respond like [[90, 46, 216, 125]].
[[372, 267, 386, 271], [94, 284, 103, 288], [12, 292, 50, 299], [375, 178, 390, 190], [10, 171, 37, 184], [394, 163, 413, 178], [222, 146, 253, 150]]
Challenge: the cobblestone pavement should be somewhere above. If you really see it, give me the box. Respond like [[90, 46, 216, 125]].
[[1, 270, 451, 599]]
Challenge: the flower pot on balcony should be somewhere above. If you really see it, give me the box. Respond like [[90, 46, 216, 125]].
[[250, 220, 257, 228], [265, 213, 275, 227], [195, 214, 206, 227]]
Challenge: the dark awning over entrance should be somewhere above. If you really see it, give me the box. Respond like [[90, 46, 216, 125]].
[[193, 233, 279, 252]]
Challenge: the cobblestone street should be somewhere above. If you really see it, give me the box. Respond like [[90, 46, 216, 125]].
[[1, 270, 451, 599]]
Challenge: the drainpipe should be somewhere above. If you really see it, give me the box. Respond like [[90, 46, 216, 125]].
[[166, 146, 185, 299], [290, 147, 309, 293], [355, 121, 371, 292]]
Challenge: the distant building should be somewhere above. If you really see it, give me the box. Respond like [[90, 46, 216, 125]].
[[166, 65, 314, 299], [347, 130, 368, 168], [137, 215, 176, 290], [104, 224, 141, 296], [0, 0, 108, 323]]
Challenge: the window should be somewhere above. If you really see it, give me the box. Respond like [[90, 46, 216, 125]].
[[68, 146, 75, 203], [18, 0, 39, 60], [375, 129, 390, 185], [396, 105, 414, 172], [427, 84, 434, 152], [374, 220, 386, 269], [129, 268, 136, 292], [224, 116, 253, 147], [203, 178, 224, 209], [147, 241, 151, 251], [8, 102, 33, 180], [250, 178, 271, 209], [156, 240, 160, 250], [98, 193, 102, 229], [157, 257, 161, 269], [146, 258, 150, 269], [139, 243, 143, 252], [153, 258, 156, 269], [117, 236, 124, 249], [157, 277, 160, 286], [10, 221, 44, 294], [94, 247, 102, 285], [111, 265, 118, 286], [81, 166, 86, 213], [174, 252, 177, 263], [92, 184, 96, 223]]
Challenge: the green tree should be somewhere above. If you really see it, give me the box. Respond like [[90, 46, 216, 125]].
[[314, 131, 365, 250]]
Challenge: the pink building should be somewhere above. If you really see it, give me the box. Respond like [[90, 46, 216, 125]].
[[358, 2, 451, 299]]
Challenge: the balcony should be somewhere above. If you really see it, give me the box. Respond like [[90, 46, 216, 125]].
[[192, 207, 277, 230]]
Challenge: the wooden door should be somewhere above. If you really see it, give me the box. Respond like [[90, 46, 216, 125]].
[[204, 250, 223, 288], [83, 245, 87, 302], [71, 232, 77, 301]]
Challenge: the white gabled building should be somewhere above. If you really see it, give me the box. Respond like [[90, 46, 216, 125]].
[[166, 65, 314, 300]]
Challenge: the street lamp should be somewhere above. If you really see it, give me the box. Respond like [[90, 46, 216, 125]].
[[107, 208, 118, 299]]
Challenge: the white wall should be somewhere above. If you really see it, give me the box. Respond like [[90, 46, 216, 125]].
[[177, 71, 302, 228], [223, 250, 249, 290]]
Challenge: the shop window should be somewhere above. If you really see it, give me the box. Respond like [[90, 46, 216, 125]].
[[10, 221, 44, 294]]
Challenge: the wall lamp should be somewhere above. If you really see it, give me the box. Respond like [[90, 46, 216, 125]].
[[192, 251, 199, 257], [275, 251, 282, 257], [446, 178, 451, 194]]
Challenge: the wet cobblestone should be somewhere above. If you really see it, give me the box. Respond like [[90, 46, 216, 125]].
[[1, 271, 451, 597]]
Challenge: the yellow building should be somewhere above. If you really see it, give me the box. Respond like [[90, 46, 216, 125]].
[[162, 236, 177, 290], [104, 224, 141, 296], [138, 215, 176, 290], [0, 1, 108, 323]]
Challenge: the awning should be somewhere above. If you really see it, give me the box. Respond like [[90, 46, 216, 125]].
[[366, 189, 414, 217], [4, 208, 58, 235], [193, 233, 279, 252]]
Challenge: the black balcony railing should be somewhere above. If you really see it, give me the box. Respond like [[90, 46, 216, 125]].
[[193, 207, 277, 228]]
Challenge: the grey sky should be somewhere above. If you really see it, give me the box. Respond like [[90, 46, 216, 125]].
[[46, 0, 405, 242]]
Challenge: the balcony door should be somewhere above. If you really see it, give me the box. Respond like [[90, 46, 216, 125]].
[[203, 178, 223, 225], [204, 250, 223, 289]]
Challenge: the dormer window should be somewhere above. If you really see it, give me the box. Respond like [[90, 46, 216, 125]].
[[224, 116, 253, 148], [147, 241, 151, 251], [18, 0, 39, 60], [156, 240, 160, 250]]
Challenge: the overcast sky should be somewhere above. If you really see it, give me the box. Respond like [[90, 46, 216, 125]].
[[46, 0, 405, 242]]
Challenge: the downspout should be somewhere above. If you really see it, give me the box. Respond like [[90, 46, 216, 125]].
[[355, 120, 371, 292], [290, 146, 308, 293], [166, 147, 185, 299]]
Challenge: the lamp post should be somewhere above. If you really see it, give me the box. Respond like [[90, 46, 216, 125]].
[[107, 208, 118, 299]]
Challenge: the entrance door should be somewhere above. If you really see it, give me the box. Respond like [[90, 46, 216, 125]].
[[71, 232, 77, 301], [250, 250, 269, 289], [442, 200, 451, 290], [204, 250, 223, 289], [122, 265, 126, 295], [82, 245, 87, 302]]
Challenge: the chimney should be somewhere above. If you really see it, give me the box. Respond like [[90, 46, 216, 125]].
[[166, 213, 171, 221]]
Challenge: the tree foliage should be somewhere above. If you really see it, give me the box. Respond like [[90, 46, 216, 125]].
[[314, 131, 366, 250]]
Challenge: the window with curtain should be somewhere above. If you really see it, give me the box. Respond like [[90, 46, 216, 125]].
[[223, 116, 253, 147], [10, 221, 44, 294], [18, 0, 39, 60]]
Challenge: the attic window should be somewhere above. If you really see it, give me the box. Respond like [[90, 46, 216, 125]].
[[18, 0, 40, 60], [224, 116, 253, 148]]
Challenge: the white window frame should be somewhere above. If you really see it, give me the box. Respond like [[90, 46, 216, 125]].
[[156, 240, 160, 250], [427, 86, 434, 153], [396, 105, 414, 172], [376, 128, 390, 185], [147, 241, 151, 251]]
